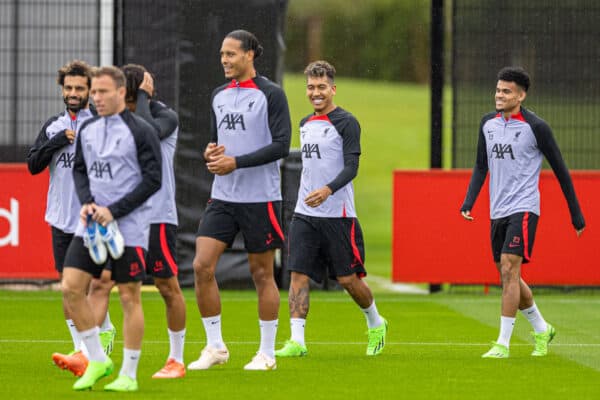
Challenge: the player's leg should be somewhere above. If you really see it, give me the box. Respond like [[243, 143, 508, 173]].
[[147, 223, 186, 378], [247, 249, 280, 364], [50, 227, 82, 355], [88, 268, 116, 355], [276, 215, 319, 357], [509, 212, 555, 355], [104, 247, 146, 392], [328, 217, 386, 355], [239, 201, 283, 370], [275, 272, 310, 357], [188, 236, 229, 370], [62, 238, 113, 390]]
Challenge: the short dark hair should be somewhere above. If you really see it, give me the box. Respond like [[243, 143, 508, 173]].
[[497, 66, 530, 92], [92, 66, 126, 88], [57, 60, 93, 88], [225, 29, 263, 59], [121, 64, 147, 103], [304, 60, 336, 84]]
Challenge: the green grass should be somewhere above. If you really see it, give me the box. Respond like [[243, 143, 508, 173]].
[[1, 289, 599, 399], [283, 75, 451, 278]]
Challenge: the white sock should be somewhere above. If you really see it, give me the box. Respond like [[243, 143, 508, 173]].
[[168, 328, 186, 363], [100, 312, 114, 332], [202, 315, 225, 349], [497, 316, 516, 348], [520, 303, 548, 333], [290, 318, 306, 347], [120, 348, 141, 380], [259, 319, 278, 359], [361, 301, 384, 329], [79, 326, 106, 362], [66, 319, 81, 351]]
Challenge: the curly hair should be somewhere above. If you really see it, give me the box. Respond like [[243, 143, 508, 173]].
[[57, 60, 93, 88], [497, 66, 530, 92], [304, 60, 336, 84]]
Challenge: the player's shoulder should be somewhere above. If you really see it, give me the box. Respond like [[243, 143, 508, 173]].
[[329, 107, 360, 132], [42, 111, 68, 129], [79, 114, 102, 132], [211, 81, 230, 98], [150, 100, 179, 121], [480, 111, 498, 125], [121, 109, 156, 135], [520, 107, 550, 131], [253, 75, 285, 97]]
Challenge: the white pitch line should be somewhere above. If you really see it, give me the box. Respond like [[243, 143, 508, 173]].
[[1, 339, 599, 347]]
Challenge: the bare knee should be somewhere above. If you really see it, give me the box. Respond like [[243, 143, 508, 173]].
[[155, 277, 182, 303], [337, 274, 358, 292], [499, 255, 521, 284], [193, 257, 216, 283]]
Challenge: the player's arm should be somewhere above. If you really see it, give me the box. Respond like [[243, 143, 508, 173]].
[[305, 118, 360, 208], [534, 122, 585, 232], [107, 118, 162, 220], [460, 121, 489, 219], [234, 87, 291, 168], [27, 119, 70, 174], [72, 131, 94, 205], [135, 91, 178, 140], [203, 92, 224, 163]]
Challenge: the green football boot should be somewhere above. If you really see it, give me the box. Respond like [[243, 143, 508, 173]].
[[99, 327, 116, 356], [531, 323, 556, 356], [366, 318, 388, 356], [104, 374, 139, 392], [72, 357, 114, 390], [481, 342, 509, 358], [275, 340, 308, 357]]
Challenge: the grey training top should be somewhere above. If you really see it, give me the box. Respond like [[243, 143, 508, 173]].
[[134, 91, 179, 225], [73, 109, 162, 249], [27, 108, 95, 233], [209, 75, 291, 203], [295, 107, 361, 218], [461, 107, 585, 230]]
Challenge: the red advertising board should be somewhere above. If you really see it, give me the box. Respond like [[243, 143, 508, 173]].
[[0, 164, 57, 279], [392, 170, 600, 285]]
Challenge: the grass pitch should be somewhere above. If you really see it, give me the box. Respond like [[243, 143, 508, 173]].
[[1, 289, 599, 399]]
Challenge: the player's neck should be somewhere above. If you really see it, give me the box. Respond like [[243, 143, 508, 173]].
[[315, 104, 336, 116]]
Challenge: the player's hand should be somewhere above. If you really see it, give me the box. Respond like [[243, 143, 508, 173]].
[[304, 186, 333, 208], [139, 72, 154, 97], [92, 206, 114, 226], [207, 155, 236, 175], [79, 203, 96, 224], [461, 210, 474, 221], [204, 142, 225, 162], [65, 129, 76, 144], [576, 227, 585, 238]]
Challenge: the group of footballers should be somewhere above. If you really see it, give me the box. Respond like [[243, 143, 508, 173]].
[[28, 29, 388, 392], [28, 26, 586, 393]]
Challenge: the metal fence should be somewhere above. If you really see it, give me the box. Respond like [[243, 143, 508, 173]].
[[452, 0, 600, 169], [0, 0, 113, 162]]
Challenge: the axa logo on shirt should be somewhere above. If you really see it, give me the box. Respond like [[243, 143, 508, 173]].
[[0, 198, 19, 247], [56, 152, 75, 168], [302, 143, 321, 159], [218, 113, 246, 131], [90, 161, 113, 179], [491, 143, 515, 160]]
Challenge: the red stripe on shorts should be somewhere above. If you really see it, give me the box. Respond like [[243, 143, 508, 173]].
[[350, 219, 363, 266], [136, 247, 146, 269], [160, 223, 178, 275], [522, 212, 530, 261], [267, 202, 285, 241]]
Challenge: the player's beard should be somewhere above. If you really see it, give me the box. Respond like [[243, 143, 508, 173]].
[[63, 94, 88, 113]]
